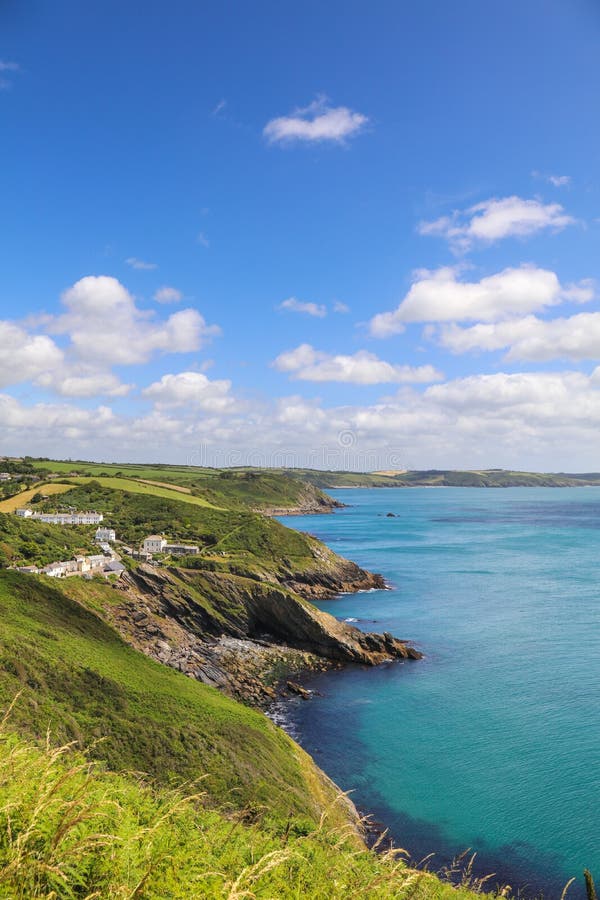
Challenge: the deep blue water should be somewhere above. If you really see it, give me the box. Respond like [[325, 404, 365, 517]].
[[278, 488, 600, 898]]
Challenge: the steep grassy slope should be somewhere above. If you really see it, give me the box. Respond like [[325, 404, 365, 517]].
[[0, 571, 342, 826], [0, 726, 491, 900]]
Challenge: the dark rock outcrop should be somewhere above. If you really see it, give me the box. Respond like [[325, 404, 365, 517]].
[[121, 562, 420, 668]]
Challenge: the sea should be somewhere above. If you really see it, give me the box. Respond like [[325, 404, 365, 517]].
[[277, 487, 600, 899]]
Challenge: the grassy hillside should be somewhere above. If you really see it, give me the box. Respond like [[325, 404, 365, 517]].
[[68, 475, 222, 508], [26, 457, 600, 492], [0, 482, 75, 513], [0, 570, 342, 826], [274, 467, 600, 488], [34, 480, 330, 578], [27, 460, 339, 510], [0, 513, 97, 568], [0, 725, 490, 900]]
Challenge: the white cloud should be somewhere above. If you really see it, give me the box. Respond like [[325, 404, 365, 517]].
[[440, 309, 600, 362], [154, 286, 183, 304], [273, 344, 443, 385], [5, 367, 600, 470], [368, 266, 591, 337], [0, 322, 63, 388], [125, 257, 158, 270], [419, 196, 575, 252], [264, 97, 368, 145], [52, 275, 220, 366], [212, 98, 226, 116], [142, 371, 235, 411], [333, 301, 350, 314], [278, 297, 327, 318], [197, 232, 210, 248], [36, 369, 132, 398]]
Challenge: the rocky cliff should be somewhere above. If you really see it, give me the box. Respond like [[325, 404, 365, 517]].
[[99, 557, 421, 707]]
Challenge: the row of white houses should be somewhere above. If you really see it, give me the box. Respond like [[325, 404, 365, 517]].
[[16, 509, 104, 525], [16, 553, 110, 578]]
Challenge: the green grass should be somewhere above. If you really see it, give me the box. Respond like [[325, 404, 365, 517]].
[[0, 483, 75, 513], [0, 514, 97, 569], [35, 481, 328, 579], [66, 476, 222, 509], [28, 461, 336, 510], [0, 723, 494, 899], [0, 570, 340, 826]]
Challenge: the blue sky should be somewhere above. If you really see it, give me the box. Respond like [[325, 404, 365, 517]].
[[2, 0, 600, 469]]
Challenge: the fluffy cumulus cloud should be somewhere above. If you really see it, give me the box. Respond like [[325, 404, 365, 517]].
[[440, 310, 600, 362], [0, 322, 63, 388], [0, 276, 220, 401], [52, 276, 220, 366], [5, 363, 600, 469], [419, 196, 575, 252], [142, 371, 235, 411], [273, 344, 443, 384], [278, 297, 327, 318], [264, 97, 368, 145], [5, 368, 600, 469], [368, 265, 593, 336], [35, 369, 132, 398]]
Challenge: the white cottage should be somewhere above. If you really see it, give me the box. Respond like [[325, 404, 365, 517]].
[[142, 535, 167, 554]]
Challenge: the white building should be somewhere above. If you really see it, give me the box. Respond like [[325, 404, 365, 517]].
[[43, 561, 69, 577], [37, 512, 104, 525], [0, 473, 11, 481], [142, 535, 167, 554], [15, 510, 104, 525], [95, 526, 116, 543]]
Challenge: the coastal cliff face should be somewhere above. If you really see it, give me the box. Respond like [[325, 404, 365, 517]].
[[257, 480, 345, 516], [95, 556, 421, 707]]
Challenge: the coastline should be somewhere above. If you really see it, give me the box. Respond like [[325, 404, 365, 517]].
[[270, 488, 594, 900]]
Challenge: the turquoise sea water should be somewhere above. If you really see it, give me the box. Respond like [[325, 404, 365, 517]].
[[278, 488, 600, 898]]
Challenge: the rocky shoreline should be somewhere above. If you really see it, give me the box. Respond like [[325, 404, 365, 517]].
[[95, 553, 421, 709]]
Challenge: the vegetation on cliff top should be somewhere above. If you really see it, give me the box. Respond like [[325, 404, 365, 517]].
[[0, 513, 97, 569], [0, 720, 492, 899], [0, 570, 341, 826]]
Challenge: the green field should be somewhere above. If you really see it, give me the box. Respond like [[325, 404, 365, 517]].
[[0, 482, 75, 513], [66, 476, 222, 508], [28, 457, 600, 492]]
